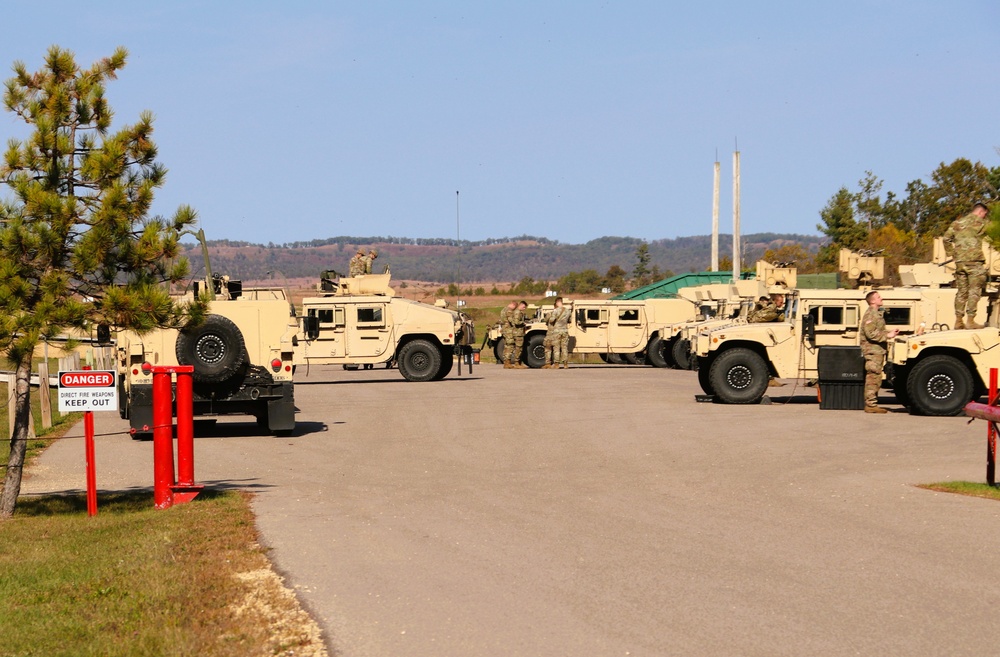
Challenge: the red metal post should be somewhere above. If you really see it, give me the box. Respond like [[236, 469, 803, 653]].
[[84, 410, 97, 516], [989, 369, 998, 486], [151, 368, 175, 509], [171, 365, 202, 504]]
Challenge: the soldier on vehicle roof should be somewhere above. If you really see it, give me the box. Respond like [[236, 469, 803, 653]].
[[349, 248, 366, 277], [364, 249, 378, 275], [943, 201, 990, 329]]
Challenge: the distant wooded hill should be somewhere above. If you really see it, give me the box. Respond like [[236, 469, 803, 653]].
[[183, 233, 824, 284]]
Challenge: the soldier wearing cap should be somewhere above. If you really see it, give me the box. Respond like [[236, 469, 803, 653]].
[[543, 297, 573, 369], [349, 248, 366, 277], [749, 293, 785, 323], [944, 202, 990, 329], [499, 300, 517, 368], [510, 301, 529, 369], [860, 290, 898, 413], [364, 249, 378, 274]]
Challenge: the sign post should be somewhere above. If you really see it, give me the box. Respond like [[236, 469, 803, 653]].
[[58, 368, 117, 517]]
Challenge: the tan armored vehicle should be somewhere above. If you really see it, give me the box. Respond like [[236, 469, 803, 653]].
[[692, 253, 986, 404], [652, 261, 795, 369], [885, 238, 1000, 415], [297, 271, 476, 382], [117, 275, 298, 437], [484, 264, 787, 368]]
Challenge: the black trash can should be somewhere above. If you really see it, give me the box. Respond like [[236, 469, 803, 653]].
[[817, 346, 865, 410]]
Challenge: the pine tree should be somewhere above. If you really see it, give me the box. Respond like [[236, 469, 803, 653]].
[[0, 46, 203, 517]]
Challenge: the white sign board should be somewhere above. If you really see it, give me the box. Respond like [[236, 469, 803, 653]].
[[58, 370, 118, 412]]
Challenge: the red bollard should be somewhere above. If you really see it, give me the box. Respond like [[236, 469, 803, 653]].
[[151, 367, 175, 509], [171, 366, 203, 504], [962, 368, 1000, 486]]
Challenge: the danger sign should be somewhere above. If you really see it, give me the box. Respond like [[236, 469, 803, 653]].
[[58, 370, 118, 412], [59, 371, 115, 388]]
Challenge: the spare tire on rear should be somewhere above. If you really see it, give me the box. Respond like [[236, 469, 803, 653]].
[[176, 314, 246, 383]]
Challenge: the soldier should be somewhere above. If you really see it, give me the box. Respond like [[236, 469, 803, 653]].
[[511, 300, 528, 369], [943, 201, 990, 329], [349, 248, 366, 277], [543, 297, 573, 369], [749, 293, 785, 323], [860, 290, 898, 413], [364, 249, 379, 274], [499, 300, 517, 368]]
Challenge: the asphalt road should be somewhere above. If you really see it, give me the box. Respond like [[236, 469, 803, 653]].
[[22, 363, 1000, 656]]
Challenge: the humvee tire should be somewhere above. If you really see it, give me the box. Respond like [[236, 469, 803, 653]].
[[697, 361, 714, 395], [397, 339, 444, 382], [672, 338, 694, 370], [524, 333, 546, 368], [708, 348, 769, 404], [493, 337, 505, 363], [623, 351, 646, 366], [433, 349, 454, 381], [906, 354, 974, 416], [646, 336, 669, 368], [175, 314, 246, 383]]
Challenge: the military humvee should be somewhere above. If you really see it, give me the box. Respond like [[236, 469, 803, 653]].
[[651, 261, 796, 369], [483, 263, 795, 368], [692, 264, 986, 405], [117, 276, 298, 437], [885, 238, 1000, 415], [297, 271, 475, 382]]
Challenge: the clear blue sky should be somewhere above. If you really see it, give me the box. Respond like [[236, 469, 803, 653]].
[[2, 1, 998, 245]]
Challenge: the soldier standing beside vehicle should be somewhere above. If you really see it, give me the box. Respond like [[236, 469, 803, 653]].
[[500, 300, 517, 368], [543, 297, 573, 369], [860, 290, 898, 414], [349, 248, 366, 277], [511, 301, 529, 369], [943, 201, 990, 329]]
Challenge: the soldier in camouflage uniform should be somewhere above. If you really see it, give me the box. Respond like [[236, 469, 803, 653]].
[[543, 297, 573, 369], [364, 249, 379, 274], [510, 301, 528, 368], [499, 300, 517, 368], [943, 202, 990, 329], [349, 248, 366, 277], [859, 290, 898, 413], [748, 294, 785, 323]]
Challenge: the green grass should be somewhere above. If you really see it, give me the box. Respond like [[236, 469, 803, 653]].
[[0, 490, 322, 657], [917, 481, 1000, 501], [1, 371, 80, 467]]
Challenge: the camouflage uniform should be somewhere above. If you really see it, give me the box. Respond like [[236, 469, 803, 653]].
[[511, 306, 527, 366], [349, 253, 366, 277], [943, 210, 988, 319], [860, 306, 890, 408], [546, 306, 572, 367], [364, 251, 378, 274], [749, 300, 783, 323], [499, 305, 515, 363]]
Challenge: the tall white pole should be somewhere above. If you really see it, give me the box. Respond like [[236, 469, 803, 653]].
[[732, 149, 741, 281], [711, 160, 720, 271]]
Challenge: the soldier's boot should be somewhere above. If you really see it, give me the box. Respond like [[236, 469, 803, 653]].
[[966, 315, 984, 329], [954, 315, 965, 330], [560, 363, 568, 369], [541, 364, 551, 369], [503, 359, 513, 369], [864, 405, 888, 414]]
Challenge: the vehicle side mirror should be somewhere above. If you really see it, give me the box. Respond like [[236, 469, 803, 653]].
[[303, 315, 320, 340], [801, 313, 816, 345], [96, 324, 112, 346]]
